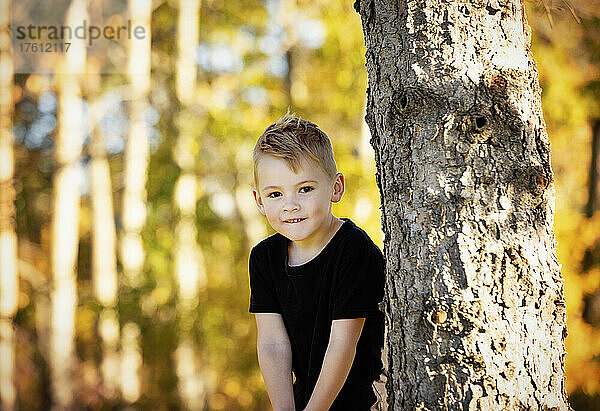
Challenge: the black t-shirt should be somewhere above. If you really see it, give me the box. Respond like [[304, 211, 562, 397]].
[[249, 218, 385, 410]]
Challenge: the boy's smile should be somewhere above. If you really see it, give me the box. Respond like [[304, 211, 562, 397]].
[[252, 155, 344, 256], [284, 218, 306, 223]]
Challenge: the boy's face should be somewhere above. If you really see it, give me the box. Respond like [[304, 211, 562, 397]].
[[252, 155, 344, 247]]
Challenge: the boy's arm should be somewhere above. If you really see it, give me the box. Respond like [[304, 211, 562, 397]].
[[255, 313, 295, 411], [303, 318, 365, 411]]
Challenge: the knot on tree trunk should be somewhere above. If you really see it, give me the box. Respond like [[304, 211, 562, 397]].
[[511, 164, 552, 197]]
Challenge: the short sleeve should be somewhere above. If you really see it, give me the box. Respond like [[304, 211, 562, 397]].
[[331, 241, 385, 320], [248, 246, 281, 314]]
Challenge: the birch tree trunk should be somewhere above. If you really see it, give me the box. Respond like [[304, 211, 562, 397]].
[[50, 0, 87, 410], [50, 0, 87, 408], [0, 0, 18, 409], [88, 73, 121, 399], [355, 0, 569, 409], [172, 0, 208, 408], [120, 0, 151, 288], [119, 0, 151, 402]]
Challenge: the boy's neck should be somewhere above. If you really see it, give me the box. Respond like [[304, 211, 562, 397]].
[[287, 215, 344, 267]]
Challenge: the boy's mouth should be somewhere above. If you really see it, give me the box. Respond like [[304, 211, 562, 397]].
[[283, 218, 306, 223]]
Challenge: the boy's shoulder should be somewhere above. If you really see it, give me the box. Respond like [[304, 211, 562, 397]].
[[334, 218, 383, 258], [253, 231, 284, 249], [250, 231, 285, 260]]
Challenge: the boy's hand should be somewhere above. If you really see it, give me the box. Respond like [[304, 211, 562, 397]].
[[303, 318, 365, 411], [255, 313, 296, 411]]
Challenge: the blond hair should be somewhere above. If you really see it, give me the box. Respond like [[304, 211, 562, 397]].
[[253, 113, 337, 187]]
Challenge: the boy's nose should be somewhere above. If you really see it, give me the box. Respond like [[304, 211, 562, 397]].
[[283, 198, 300, 212]]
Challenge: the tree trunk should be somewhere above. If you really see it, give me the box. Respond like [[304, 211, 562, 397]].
[[87, 73, 121, 399], [119, 0, 152, 402], [585, 119, 600, 218], [50, 0, 88, 408], [120, 0, 152, 288], [355, 0, 569, 409], [174, 0, 204, 306], [0, 0, 18, 409], [173, 0, 208, 408]]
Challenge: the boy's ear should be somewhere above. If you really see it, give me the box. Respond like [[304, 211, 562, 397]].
[[331, 172, 345, 203], [252, 187, 266, 215]]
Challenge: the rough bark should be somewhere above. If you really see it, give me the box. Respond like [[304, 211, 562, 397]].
[[355, 0, 569, 409]]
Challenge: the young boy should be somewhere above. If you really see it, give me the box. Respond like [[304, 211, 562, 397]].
[[249, 114, 385, 411]]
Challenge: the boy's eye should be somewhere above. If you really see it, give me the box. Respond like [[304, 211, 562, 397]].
[[267, 192, 281, 198], [299, 186, 314, 193]]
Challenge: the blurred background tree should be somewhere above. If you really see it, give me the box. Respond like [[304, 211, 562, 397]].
[[4, 0, 600, 409]]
